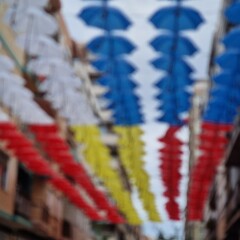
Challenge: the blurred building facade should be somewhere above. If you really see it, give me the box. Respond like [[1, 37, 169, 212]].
[[204, 117, 240, 240]]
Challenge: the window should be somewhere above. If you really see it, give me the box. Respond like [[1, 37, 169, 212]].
[[0, 150, 9, 191], [42, 205, 49, 223], [229, 167, 240, 192], [62, 220, 72, 238], [17, 166, 32, 199]]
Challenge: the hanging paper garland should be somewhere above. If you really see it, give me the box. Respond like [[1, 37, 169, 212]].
[[114, 126, 161, 221], [0, 115, 103, 221], [149, 0, 204, 125], [0, 49, 121, 223], [149, 0, 204, 220], [158, 126, 184, 220], [28, 123, 124, 223], [78, 0, 143, 126], [71, 125, 142, 225], [77, 0, 160, 223], [4, 1, 132, 223], [187, 123, 232, 220]]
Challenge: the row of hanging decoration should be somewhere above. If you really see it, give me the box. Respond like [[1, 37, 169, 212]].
[[78, 0, 161, 222], [0, 58, 104, 221], [0, 54, 125, 222], [149, 0, 204, 220], [187, 0, 240, 221], [2, 0, 126, 224]]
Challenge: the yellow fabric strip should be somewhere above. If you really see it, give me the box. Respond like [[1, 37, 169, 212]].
[[114, 126, 161, 222], [71, 125, 142, 225]]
